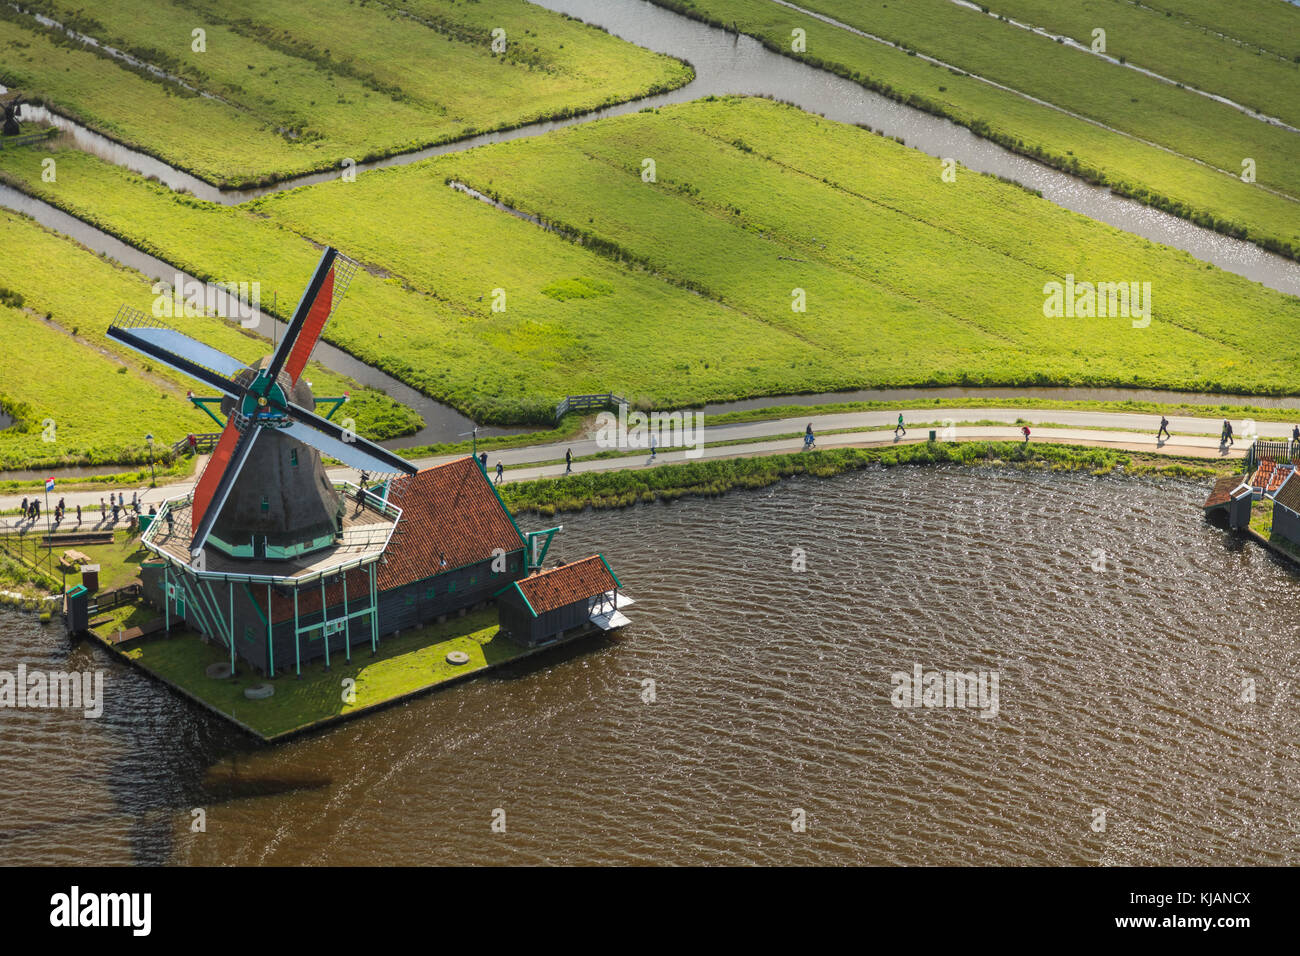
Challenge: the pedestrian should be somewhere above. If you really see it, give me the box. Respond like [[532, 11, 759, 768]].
[[478, 451, 487, 472], [76, 504, 81, 525], [100, 497, 106, 519], [649, 433, 657, 460], [895, 413, 906, 439], [1157, 416, 1171, 441], [111, 501, 119, 523], [1222, 419, 1234, 446], [19, 497, 27, 516], [132, 491, 138, 513], [165, 509, 174, 534], [495, 461, 504, 485], [1021, 425, 1031, 443], [57, 496, 65, 513], [565, 448, 573, 475]]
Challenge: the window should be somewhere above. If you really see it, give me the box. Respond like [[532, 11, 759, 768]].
[[260, 496, 270, 512], [289, 448, 299, 468], [243, 624, 257, 645]]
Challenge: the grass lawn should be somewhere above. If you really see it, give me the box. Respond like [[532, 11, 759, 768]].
[[0, 209, 421, 470], [4, 98, 1300, 436], [116, 606, 537, 739], [0, 0, 690, 187], [648, 0, 1300, 260]]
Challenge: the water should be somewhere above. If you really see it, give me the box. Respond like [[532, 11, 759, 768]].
[[1, 468, 1294, 865]]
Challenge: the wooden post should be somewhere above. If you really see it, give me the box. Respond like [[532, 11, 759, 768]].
[[228, 580, 235, 674], [342, 571, 351, 664], [321, 577, 331, 670], [266, 582, 275, 677], [294, 587, 301, 678]]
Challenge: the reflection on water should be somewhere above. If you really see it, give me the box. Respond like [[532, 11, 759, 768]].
[[0, 467, 1295, 865]]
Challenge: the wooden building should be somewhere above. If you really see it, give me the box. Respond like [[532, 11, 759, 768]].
[[1202, 475, 1252, 530], [141, 456, 531, 675], [1271, 472, 1300, 546], [496, 554, 629, 647]]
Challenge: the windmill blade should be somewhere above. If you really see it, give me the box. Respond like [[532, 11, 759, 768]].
[[281, 403, 417, 476], [265, 247, 359, 386], [189, 419, 261, 558], [108, 306, 242, 398]]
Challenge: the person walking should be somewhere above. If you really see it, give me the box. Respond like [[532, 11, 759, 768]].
[[1221, 419, 1234, 447], [564, 448, 573, 475], [75, 504, 81, 525], [100, 497, 106, 520], [895, 413, 907, 439], [804, 423, 815, 450], [131, 491, 139, 513], [649, 433, 657, 461], [19, 497, 27, 516], [1021, 425, 1031, 443], [495, 461, 504, 485], [1157, 416, 1171, 441]]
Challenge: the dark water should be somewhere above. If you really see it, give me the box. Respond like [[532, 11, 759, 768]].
[[1, 467, 1295, 865]]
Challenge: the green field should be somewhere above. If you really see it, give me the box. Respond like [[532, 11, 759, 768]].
[[0, 208, 422, 470], [0, 0, 691, 187], [3, 97, 1300, 449], [649, 0, 1300, 259]]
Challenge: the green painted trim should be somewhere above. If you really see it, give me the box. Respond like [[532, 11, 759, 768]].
[[243, 582, 269, 627], [478, 455, 528, 550], [189, 395, 227, 429], [596, 553, 622, 589], [315, 396, 348, 420]]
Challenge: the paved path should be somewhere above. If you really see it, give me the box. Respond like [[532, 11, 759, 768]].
[[1, 406, 1270, 530]]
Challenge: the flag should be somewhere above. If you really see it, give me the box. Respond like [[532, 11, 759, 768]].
[[44, 477, 54, 492]]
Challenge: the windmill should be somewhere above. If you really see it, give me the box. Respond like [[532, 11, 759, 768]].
[[1, 92, 23, 136], [108, 247, 416, 567]]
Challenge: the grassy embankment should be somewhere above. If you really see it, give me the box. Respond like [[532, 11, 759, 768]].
[[0, 0, 691, 187], [648, 0, 1300, 260], [5, 99, 1300, 441], [114, 607, 536, 740], [499, 441, 1233, 516], [0, 210, 421, 472]]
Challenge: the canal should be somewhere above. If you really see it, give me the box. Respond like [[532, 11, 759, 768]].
[[1, 468, 1294, 865]]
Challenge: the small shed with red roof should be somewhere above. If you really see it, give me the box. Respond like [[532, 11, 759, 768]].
[[496, 554, 629, 647]]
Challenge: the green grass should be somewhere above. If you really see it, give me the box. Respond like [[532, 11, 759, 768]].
[[499, 440, 1228, 515], [0, 208, 421, 469], [0, 0, 691, 187], [119, 606, 536, 739], [5, 98, 1300, 438], [648, 0, 1300, 260]]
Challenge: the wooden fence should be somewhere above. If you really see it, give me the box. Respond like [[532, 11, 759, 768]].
[[171, 432, 222, 455], [0, 129, 57, 150], [554, 393, 627, 423]]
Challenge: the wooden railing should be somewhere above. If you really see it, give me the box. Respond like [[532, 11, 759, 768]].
[[0, 129, 57, 150], [171, 432, 222, 455], [1245, 439, 1298, 472], [90, 583, 142, 615], [554, 393, 626, 423]]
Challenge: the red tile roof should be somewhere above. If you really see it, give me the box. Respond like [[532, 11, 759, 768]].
[[1249, 459, 1293, 494], [263, 456, 524, 623], [1275, 472, 1300, 514], [512, 555, 618, 616], [1204, 475, 1247, 510]]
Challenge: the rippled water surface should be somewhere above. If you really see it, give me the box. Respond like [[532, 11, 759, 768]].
[[1, 468, 1296, 865]]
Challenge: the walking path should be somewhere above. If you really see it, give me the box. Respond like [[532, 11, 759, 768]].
[[0, 406, 1270, 531]]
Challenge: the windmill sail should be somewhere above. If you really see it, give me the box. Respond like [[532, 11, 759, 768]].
[[188, 421, 261, 558], [107, 306, 242, 397], [266, 248, 359, 386]]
